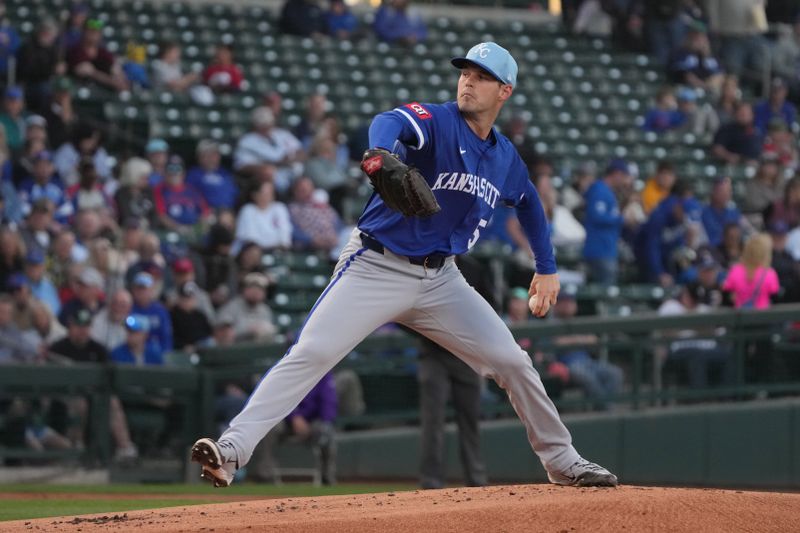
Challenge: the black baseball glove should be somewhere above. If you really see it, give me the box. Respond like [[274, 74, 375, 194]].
[[360, 148, 441, 218]]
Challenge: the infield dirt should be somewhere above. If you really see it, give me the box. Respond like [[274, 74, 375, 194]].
[[4, 484, 800, 532]]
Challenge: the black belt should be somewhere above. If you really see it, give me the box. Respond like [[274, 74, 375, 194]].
[[360, 233, 449, 269]]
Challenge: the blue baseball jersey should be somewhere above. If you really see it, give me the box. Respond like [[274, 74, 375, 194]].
[[358, 101, 555, 274]]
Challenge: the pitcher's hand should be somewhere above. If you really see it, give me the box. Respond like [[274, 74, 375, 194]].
[[528, 273, 560, 318]]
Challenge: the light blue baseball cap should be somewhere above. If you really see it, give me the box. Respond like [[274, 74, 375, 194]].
[[451, 42, 518, 88]]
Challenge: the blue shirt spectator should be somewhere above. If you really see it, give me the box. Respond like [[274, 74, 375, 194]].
[[153, 156, 210, 228], [634, 186, 702, 283], [643, 108, 685, 133], [373, 0, 427, 45], [18, 151, 73, 222], [326, 0, 358, 38], [0, 180, 23, 226], [23, 249, 61, 316], [279, 0, 326, 37], [110, 314, 165, 366], [0, 21, 21, 79], [701, 177, 741, 247], [582, 160, 628, 285], [130, 272, 173, 354], [753, 78, 797, 133], [185, 140, 239, 210], [712, 102, 762, 165]]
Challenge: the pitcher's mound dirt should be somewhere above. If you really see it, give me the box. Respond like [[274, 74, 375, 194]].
[[7, 484, 800, 532]]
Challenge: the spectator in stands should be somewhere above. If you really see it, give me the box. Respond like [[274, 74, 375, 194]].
[[169, 281, 213, 352], [503, 115, 539, 173], [88, 236, 126, 294], [61, 3, 89, 50], [66, 19, 129, 93], [635, 180, 703, 286], [572, 0, 613, 37], [262, 91, 284, 125], [22, 249, 60, 316], [642, 86, 683, 133], [250, 371, 337, 485], [657, 282, 733, 389], [65, 158, 116, 222], [762, 119, 799, 171], [714, 75, 742, 127], [294, 93, 329, 150], [643, 1, 685, 67], [124, 231, 165, 291], [18, 151, 72, 223], [723, 232, 779, 309], [668, 24, 723, 95], [186, 140, 238, 212], [16, 18, 63, 113], [529, 174, 585, 250], [373, 0, 427, 45], [90, 288, 133, 351], [0, 184, 23, 227], [53, 122, 113, 187], [234, 106, 304, 194], [121, 42, 149, 89], [705, 0, 769, 83], [144, 138, 168, 187], [216, 272, 276, 343], [641, 160, 677, 215], [279, 0, 327, 38], [289, 177, 343, 255], [153, 155, 210, 236], [0, 225, 24, 291], [0, 294, 40, 363], [742, 154, 784, 219], [718, 222, 744, 269], [110, 314, 163, 365], [151, 41, 200, 93], [701, 177, 742, 247], [768, 221, 800, 303], [765, 175, 800, 229], [202, 44, 243, 94], [49, 305, 139, 461], [18, 198, 57, 257], [165, 257, 214, 322], [58, 265, 104, 325], [7, 273, 35, 331], [676, 86, 720, 136], [130, 272, 172, 355], [201, 223, 236, 308], [41, 77, 76, 149], [582, 159, 628, 285], [712, 101, 762, 165], [115, 157, 156, 227], [772, 15, 800, 98], [326, 0, 359, 39], [234, 180, 292, 253], [561, 163, 594, 221], [754, 78, 797, 134], [549, 292, 623, 411], [305, 137, 350, 211], [23, 299, 66, 348], [0, 86, 27, 152], [0, 3, 19, 79], [689, 248, 726, 307]]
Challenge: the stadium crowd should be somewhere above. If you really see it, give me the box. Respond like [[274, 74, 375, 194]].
[[1, 0, 800, 467]]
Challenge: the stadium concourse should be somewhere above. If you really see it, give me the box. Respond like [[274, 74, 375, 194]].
[[1, 0, 800, 490]]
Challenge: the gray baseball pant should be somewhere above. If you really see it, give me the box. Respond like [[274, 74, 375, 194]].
[[219, 229, 580, 474]]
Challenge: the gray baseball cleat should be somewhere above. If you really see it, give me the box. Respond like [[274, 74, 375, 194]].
[[191, 437, 238, 488], [548, 458, 618, 487]]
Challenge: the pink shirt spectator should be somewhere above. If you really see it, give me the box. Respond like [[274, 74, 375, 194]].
[[722, 264, 780, 309]]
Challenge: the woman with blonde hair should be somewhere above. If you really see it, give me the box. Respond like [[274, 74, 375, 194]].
[[722, 233, 780, 309]]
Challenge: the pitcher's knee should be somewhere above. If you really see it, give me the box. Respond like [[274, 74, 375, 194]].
[[493, 350, 537, 380]]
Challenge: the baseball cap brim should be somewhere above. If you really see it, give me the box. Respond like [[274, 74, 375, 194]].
[[451, 57, 509, 86]]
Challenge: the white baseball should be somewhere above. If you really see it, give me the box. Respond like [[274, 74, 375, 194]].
[[528, 294, 538, 314]]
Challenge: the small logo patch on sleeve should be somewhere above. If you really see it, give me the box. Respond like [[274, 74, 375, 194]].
[[405, 102, 432, 120]]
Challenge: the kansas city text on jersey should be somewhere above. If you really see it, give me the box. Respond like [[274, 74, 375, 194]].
[[431, 171, 501, 208]]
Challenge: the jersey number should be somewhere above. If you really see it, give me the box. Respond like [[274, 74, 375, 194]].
[[468, 219, 488, 250]]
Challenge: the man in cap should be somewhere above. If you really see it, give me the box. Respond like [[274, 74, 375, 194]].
[[0, 86, 27, 151], [110, 314, 164, 366], [18, 150, 72, 223], [145, 138, 169, 187], [23, 248, 60, 315], [701, 176, 742, 248], [753, 77, 797, 133], [66, 18, 129, 92], [186, 140, 238, 211], [582, 158, 629, 285], [152, 155, 210, 235], [166, 257, 214, 322], [130, 272, 172, 356], [169, 281, 212, 352], [58, 266, 105, 326], [216, 272, 276, 343]]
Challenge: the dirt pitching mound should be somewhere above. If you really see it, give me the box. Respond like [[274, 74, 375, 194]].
[[6, 484, 800, 532]]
